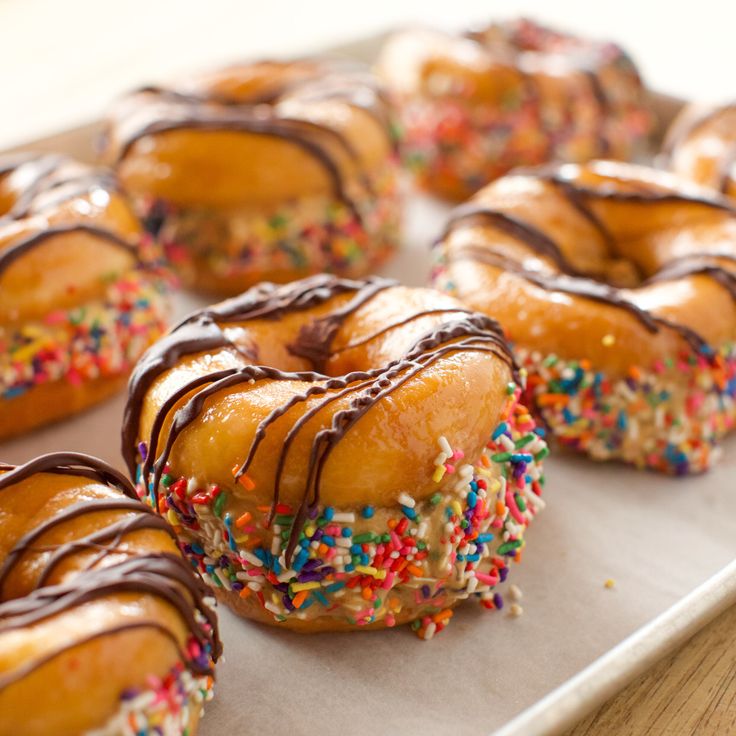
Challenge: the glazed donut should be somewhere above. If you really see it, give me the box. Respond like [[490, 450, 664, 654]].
[[0, 153, 169, 441], [432, 160, 736, 474], [0, 452, 219, 736], [664, 102, 736, 199], [102, 59, 401, 295], [121, 275, 547, 638], [377, 18, 653, 200]]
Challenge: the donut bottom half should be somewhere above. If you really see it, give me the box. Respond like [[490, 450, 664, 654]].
[[139, 163, 402, 296]]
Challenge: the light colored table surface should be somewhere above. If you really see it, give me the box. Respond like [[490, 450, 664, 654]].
[[1, 2, 735, 734], [1, 0, 736, 149]]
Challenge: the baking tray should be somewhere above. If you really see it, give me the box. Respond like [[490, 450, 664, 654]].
[[2, 32, 735, 736]]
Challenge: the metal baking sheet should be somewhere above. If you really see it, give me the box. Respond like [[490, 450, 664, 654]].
[[2, 33, 734, 736]]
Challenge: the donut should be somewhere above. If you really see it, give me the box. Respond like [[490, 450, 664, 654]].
[[121, 275, 547, 638], [377, 17, 653, 200], [432, 160, 736, 474], [102, 59, 401, 295], [0, 153, 170, 441], [0, 452, 219, 736], [664, 102, 736, 199]]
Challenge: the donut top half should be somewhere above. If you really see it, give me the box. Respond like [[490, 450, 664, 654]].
[[124, 275, 519, 554], [102, 59, 397, 210], [436, 160, 736, 374], [0, 453, 220, 727], [377, 18, 652, 130], [664, 102, 736, 199], [0, 153, 150, 323]]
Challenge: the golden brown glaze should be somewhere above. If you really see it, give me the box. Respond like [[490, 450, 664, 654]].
[[665, 102, 736, 200]]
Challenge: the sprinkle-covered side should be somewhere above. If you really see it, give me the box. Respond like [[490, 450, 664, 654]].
[[519, 345, 736, 474], [140, 162, 401, 285], [0, 267, 170, 401], [398, 87, 651, 197], [135, 387, 547, 639], [84, 649, 214, 736]]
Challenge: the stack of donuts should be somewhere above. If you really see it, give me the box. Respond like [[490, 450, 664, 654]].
[[431, 161, 736, 474], [2, 11, 736, 735], [0, 153, 170, 440], [101, 59, 402, 295], [377, 18, 653, 200], [0, 453, 220, 736]]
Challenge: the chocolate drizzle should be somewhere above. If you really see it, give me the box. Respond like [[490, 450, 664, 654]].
[[121, 275, 396, 473], [122, 276, 515, 563], [0, 223, 139, 278], [441, 163, 736, 353], [441, 203, 582, 274], [0, 452, 221, 692], [449, 245, 709, 352]]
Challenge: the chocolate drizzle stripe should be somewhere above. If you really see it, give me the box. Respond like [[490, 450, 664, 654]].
[[122, 317, 235, 475], [449, 245, 710, 351], [286, 277, 394, 369], [141, 369, 240, 481], [0, 223, 140, 278], [331, 307, 473, 353], [0, 452, 135, 497], [34, 512, 177, 590], [116, 116, 363, 216], [0, 498, 151, 591], [546, 176, 616, 247], [122, 275, 396, 475], [554, 173, 736, 212], [645, 259, 736, 300], [443, 204, 582, 275], [150, 364, 328, 496]]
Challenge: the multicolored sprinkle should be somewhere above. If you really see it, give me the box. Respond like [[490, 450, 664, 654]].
[[84, 645, 214, 736], [1, 265, 170, 401], [394, 19, 652, 197], [140, 162, 401, 286], [519, 345, 736, 474]]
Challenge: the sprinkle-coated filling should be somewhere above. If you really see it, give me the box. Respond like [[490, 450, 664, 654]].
[[1, 267, 170, 401]]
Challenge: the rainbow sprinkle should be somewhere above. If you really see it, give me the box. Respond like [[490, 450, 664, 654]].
[[1, 266, 170, 402], [394, 20, 652, 197], [140, 162, 401, 287], [135, 388, 547, 639], [84, 638, 214, 736]]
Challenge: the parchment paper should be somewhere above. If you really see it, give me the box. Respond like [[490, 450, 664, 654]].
[[2, 192, 735, 735]]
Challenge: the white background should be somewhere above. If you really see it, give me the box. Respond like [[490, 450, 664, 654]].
[[1, 0, 735, 148]]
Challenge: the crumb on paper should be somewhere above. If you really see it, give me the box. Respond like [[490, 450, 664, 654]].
[[604, 578, 616, 589], [509, 584, 523, 602], [509, 603, 523, 618]]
